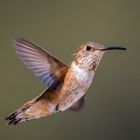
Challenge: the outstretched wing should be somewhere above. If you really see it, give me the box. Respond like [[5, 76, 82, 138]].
[[14, 38, 68, 90]]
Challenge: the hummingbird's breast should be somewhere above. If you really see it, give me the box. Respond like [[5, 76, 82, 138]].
[[58, 62, 95, 111]]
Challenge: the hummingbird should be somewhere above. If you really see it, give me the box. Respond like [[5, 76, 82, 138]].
[[5, 38, 126, 125]]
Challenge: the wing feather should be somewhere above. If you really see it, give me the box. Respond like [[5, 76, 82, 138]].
[[14, 38, 68, 90]]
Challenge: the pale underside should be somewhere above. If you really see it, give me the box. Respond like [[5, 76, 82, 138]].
[[57, 62, 94, 111]]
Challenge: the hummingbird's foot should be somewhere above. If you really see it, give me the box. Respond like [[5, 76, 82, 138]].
[[54, 104, 61, 113]]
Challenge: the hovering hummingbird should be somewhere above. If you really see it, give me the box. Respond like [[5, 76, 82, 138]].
[[5, 38, 126, 125]]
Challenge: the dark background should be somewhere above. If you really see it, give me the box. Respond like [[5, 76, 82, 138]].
[[1, 0, 140, 140]]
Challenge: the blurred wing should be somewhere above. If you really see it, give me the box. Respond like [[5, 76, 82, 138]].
[[69, 96, 85, 111], [14, 38, 68, 90]]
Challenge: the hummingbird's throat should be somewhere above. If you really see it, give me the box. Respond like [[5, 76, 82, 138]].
[[74, 56, 102, 72]]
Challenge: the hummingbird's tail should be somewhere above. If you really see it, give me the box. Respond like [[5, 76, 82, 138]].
[[5, 98, 52, 125]]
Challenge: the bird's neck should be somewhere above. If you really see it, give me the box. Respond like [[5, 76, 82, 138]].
[[71, 61, 95, 76]]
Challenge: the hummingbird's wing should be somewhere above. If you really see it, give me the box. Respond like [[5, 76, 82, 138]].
[[69, 96, 85, 111], [14, 38, 68, 90]]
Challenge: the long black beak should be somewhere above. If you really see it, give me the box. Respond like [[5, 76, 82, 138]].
[[101, 46, 127, 51]]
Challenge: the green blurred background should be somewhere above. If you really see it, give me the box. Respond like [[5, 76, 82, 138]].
[[1, 0, 140, 140]]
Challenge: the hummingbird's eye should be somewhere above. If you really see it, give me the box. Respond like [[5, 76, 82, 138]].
[[86, 46, 92, 51]]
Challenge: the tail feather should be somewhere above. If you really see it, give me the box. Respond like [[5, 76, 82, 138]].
[[5, 90, 55, 125], [5, 112, 22, 125], [5, 98, 42, 125]]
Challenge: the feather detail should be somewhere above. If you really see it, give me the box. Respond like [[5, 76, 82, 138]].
[[14, 38, 68, 90]]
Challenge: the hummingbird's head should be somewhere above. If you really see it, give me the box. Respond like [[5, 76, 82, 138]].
[[73, 42, 126, 71]]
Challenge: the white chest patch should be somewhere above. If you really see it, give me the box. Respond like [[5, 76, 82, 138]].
[[72, 62, 94, 84]]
